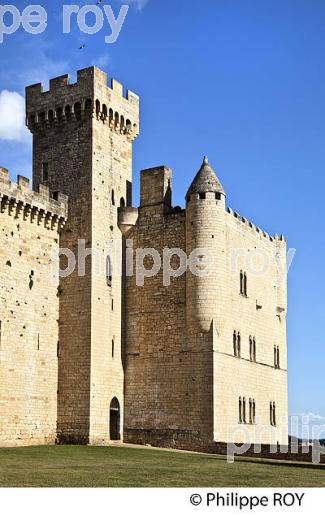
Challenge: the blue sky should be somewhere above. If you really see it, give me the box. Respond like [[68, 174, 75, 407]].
[[0, 0, 324, 438]]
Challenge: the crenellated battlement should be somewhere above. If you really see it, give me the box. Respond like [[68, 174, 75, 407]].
[[26, 66, 139, 140], [227, 207, 285, 243], [0, 166, 68, 228]]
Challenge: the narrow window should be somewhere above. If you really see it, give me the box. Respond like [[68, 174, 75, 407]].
[[111, 299, 114, 311], [273, 402, 276, 426], [240, 271, 243, 295], [126, 180, 132, 207], [112, 339, 114, 358], [120, 197, 125, 208], [253, 337, 256, 362], [243, 272, 247, 296], [42, 162, 49, 182], [249, 336, 253, 361], [249, 398, 252, 424], [233, 331, 237, 356], [111, 189, 115, 206], [270, 402, 273, 426], [237, 332, 241, 357], [106, 255, 112, 287], [242, 397, 246, 423], [277, 347, 280, 369], [239, 397, 242, 423], [252, 400, 256, 423], [29, 270, 34, 290]]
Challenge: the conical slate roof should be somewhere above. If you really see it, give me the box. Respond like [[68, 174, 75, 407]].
[[186, 156, 225, 197]]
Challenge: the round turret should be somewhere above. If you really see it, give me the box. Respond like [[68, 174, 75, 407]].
[[186, 156, 227, 335]]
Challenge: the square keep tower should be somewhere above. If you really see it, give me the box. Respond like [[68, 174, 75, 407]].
[[26, 66, 139, 444]]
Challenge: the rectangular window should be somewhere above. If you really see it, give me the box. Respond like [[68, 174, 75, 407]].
[[243, 273, 247, 296], [242, 398, 246, 423], [233, 331, 241, 357], [126, 180, 132, 207], [270, 402, 276, 426], [42, 162, 49, 182]]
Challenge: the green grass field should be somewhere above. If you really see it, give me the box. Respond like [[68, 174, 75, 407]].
[[0, 445, 324, 487]]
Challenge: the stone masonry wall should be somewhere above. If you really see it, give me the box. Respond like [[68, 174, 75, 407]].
[[123, 197, 190, 441], [0, 168, 67, 446], [89, 72, 139, 444], [212, 211, 288, 445]]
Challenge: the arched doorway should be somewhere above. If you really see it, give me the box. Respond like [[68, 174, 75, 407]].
[[109, 397, 120, 440]]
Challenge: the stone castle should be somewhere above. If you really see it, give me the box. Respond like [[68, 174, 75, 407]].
[[0, 67, 288, 450]]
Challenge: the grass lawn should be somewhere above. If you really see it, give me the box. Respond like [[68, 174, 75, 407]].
[[0, 445, 324, 487]]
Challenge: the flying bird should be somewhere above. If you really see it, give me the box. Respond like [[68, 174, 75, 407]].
[[79, 44, 86, 50]]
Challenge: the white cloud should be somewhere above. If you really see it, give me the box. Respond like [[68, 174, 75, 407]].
[[0, 90, 29, 142]]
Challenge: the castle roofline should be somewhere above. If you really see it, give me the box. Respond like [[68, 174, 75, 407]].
[[186, 156, 225, 198]]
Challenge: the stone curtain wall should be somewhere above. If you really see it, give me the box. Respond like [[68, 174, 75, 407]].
[[0, 168, 66, 446]]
